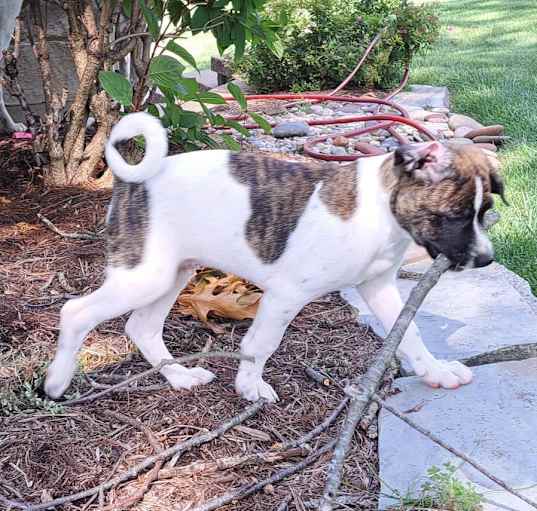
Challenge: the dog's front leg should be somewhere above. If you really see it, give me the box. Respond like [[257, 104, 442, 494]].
[[357, 270, 473, 389], [235, 290, 308, 402]]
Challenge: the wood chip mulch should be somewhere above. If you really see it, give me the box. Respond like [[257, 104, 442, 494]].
[[0, 137, 388, 510]]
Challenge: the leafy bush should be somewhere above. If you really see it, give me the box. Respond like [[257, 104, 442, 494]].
[[236, 0, 440, 92]]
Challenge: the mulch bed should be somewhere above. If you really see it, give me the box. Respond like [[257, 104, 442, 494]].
[[0, 138, 388, 510]]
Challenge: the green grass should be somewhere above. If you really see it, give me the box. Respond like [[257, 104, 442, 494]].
[[411, 0, 537, 292]]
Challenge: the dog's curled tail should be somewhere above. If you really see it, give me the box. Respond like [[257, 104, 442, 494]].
[[105, 112, 168, 183]]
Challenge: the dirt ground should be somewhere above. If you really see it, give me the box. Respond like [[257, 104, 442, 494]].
[[0, 138, 390, 510]]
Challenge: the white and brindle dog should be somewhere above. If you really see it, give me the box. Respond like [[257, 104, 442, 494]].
[[44, 112, 505, 402]]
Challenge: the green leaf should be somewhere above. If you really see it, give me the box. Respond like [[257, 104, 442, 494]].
[[147, 104, 160, 118], [179, 111, 205, 129], [164, 103, 183, 126], [221, 133, 241, 151], [98, 71, 133, 107], [122, 0, 133, 17], [166, 41, 199, 71], [175, 77, 199, 98], [149, 55, 185, 89], [196, 91, 227, 105], [140, 0, 160, 40], [233, 24, 246, 60], [225, 119, 250, 138], [191, 5, 209, 34], [227, 82, 247, 111], [168, 0, 186, 24], [249, 111, 272, 134]]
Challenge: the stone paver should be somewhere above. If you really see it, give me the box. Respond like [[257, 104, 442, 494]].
[[378, 359, 537, 510], [392, 85, 450, 110], [340, 262, 537, 362]]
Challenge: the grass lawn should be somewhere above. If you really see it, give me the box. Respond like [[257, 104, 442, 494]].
[[179, 32, 219, 71], [412, 0, 537, 292]]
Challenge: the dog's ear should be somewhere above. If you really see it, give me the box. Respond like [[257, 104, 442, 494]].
[[482, 150, 508, 205], [394, 141, 453, 184]]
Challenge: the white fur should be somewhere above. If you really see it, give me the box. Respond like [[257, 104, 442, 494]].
[[472, 176, 494, 262], [45, 115, 479, 401]]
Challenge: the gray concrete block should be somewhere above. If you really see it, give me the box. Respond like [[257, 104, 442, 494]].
[[340, 263, 537, 361], [378, 359, 537, 510], [393, 85, 450, 110]]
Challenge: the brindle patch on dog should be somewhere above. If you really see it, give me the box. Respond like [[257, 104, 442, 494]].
[[106, 141, 149, 268], [229, 153, 358, 263], [385, 144, 500, 262]]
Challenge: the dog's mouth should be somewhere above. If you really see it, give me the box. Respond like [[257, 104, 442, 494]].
[[422, 242, 467, 271]]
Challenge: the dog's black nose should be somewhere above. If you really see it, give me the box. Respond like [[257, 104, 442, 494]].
[[474, 253, 494, 268]]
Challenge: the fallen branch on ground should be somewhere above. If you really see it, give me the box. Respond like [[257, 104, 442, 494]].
[[319, 254, 452, 511], [461, 342, 537, 367], [374, 394, 537, 511], [158, 447, 308, 480], [7, 400, 265, 510], [62, 351, 253, 406], [37, 213, 99, 241], [189, 439, 336, 511], [102, 411, 164, 511]]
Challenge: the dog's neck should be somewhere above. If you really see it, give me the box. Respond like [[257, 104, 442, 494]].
[[355, 152, 413, 245]]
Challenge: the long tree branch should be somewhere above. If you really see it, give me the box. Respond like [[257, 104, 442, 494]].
[[319, 254, 452, 511], [5, 400, 265, 510]]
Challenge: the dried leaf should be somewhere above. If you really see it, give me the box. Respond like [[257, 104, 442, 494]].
[[178, 273, 262, 326]]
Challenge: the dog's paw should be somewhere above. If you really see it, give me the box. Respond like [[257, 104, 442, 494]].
[[44, 361, 75, 399], [165, 366, 216, 390], [417, 359, 473, 389], [235, 372, 279, 402]]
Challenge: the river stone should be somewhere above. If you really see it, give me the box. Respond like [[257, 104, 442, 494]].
[[454, 126, 473, 138], [272, 121, 311, 138], [446, 137, 474, 146], [340, 102, 367, 114], [378, 359, 537, 510], [330, 146, 347, 156], [333, 135, 350, 147], [448, 114, 484, 131], [424, 113, 448, 123], [472, 135, 508, 145], [465, 125, 504, 139], [474, 142, 498, 152], [408, 109, 429, 121]]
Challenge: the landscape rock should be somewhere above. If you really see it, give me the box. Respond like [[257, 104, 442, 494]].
[[354, 142, 386, 155], [472, 135, 509, 145], [339, 102, 367, 114], [454, 126, 473, 138], [341, 261, 537, 361], [330, 146, 347, 156], [424, 113, 448, 123], [474, 143, 498, 152], [272, 121, 311, 138], [393, 85, 450, 109], [446, 137, 474, 146], [408, 109, 429, 121], [448, 114, 484, 131], [465, 124, 504, 139], [378, 359, 537, 510], [332, 135, 350, 147]]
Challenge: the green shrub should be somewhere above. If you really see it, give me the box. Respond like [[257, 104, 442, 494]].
[[235, 0, 440, 92]]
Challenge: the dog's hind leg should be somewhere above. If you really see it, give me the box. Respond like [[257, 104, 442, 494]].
[[44, 266, 177, 399], [125, 267, 215, 391], [235, 289, 309, 402]]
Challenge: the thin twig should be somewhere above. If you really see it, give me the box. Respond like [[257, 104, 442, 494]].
[[37, 213, 98, 240], [319, 254, 452, 511], [9, 400, 265, 510], [374, 395, 537, 511], [281, 397, 350, 449], [62, 351, 253, 406], [189, 439, 336, 511]]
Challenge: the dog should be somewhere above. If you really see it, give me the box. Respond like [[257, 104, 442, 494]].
[[0, 0, 25, 133], [44, 112, 505, 402]]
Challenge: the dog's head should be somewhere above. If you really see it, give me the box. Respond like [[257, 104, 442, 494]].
[[387, 141, 506, 270]]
